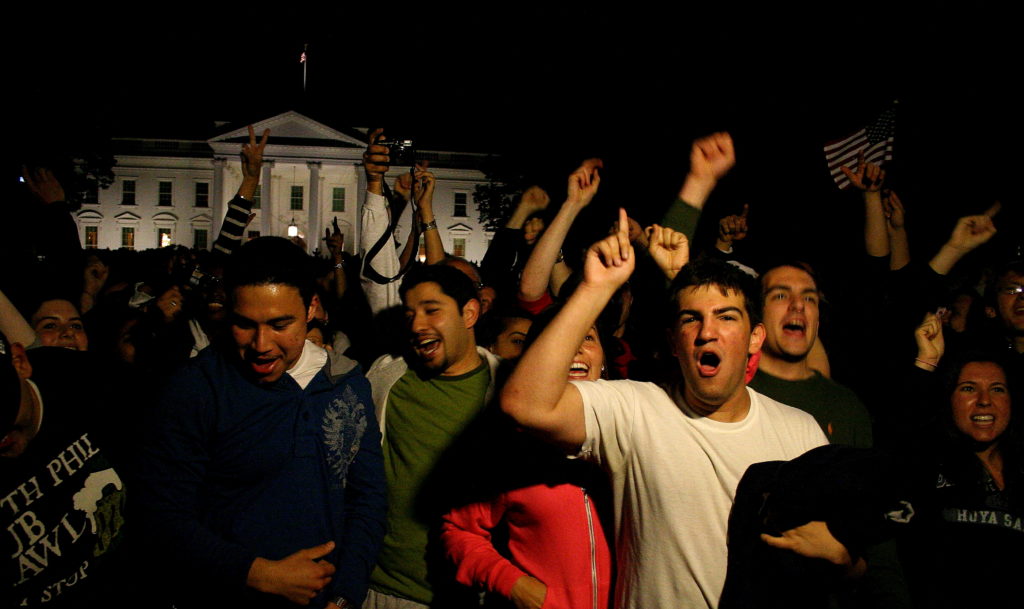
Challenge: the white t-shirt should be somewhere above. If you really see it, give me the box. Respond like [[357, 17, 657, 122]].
[[574, 380, 828, 609]]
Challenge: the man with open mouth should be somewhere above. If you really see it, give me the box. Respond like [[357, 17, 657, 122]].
[[363, 264, 502, 609], [749, 262, 874, 448], [502, 213, 861, 609], [137, 237, 386, 609]]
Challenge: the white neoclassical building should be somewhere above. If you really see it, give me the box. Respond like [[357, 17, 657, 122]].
[[76, 111, 494, 262]]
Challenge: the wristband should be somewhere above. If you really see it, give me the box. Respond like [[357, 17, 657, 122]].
[[421, 219, 437, 232], [330, 596, 352, 608]]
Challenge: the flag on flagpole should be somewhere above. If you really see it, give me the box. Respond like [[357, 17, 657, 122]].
[[824, 104, 897, 190]]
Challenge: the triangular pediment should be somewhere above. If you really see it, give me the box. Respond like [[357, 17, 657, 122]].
[[190, 213, 213, 223], [209, 111, 365, 149], [114, 211, 141, 222], [447, 222, 473, 233]]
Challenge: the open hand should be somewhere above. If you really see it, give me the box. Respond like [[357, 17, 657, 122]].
[[22, 166, 66, 204]]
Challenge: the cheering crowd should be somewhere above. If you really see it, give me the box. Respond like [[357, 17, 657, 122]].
[[2, 125, 1021, 609]]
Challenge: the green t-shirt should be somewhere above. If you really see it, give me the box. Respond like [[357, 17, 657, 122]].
[[370, 361, 491, 604], [749, 369, 874, 448]]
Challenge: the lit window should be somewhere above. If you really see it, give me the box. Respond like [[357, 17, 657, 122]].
[[195, 182, 209, 207], [453, 192, 468, 217], [452, 237, 466, 257], [159, 181, 173, 206], [194, 229, 208, 250], [290, 185, 303, 210], [332, 187, 346, 212], [122, 180, 136, 205], [158, 228, 173, 247], [84, 226, 98, 248], [247, 230, 261, 240], [121, 227, 135, 249]]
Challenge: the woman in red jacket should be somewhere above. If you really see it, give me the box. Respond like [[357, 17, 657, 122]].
[[441, 324, 612, 609]]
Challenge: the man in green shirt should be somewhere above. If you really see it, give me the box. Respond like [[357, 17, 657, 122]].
[[365, 264, 501, 609], [748, 262, 873, 448]]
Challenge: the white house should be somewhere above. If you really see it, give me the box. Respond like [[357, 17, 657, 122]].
[[77, 111, 495, 262]]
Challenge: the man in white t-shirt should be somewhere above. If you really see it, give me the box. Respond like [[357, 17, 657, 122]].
[[502, 211, 860, 609]]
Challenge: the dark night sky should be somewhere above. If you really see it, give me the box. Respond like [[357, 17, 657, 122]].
[[10, 4, 1022, 274]]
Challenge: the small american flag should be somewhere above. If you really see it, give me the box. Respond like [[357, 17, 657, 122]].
[[824, 105, 896, 190]]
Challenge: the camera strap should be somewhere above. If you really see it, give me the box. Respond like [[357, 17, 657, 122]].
[[361, 170, 419, 285]]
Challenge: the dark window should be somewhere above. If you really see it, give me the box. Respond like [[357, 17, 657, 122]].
[[195, 182, 209, 207], [290, 185, 303, 210], [194, 229, 208, 250], [453, 192, 468, 217], [247, 230, 260, 240], [122, 180, 136, 205], [158, 181, 173, 206], [252, 185, 261, 209]]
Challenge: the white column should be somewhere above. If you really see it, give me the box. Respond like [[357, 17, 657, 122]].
[[261, 160, 275, 236], [307, 161, 322, 254], [211, 158, 226, 237]]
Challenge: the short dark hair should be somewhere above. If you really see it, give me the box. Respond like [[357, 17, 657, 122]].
[[986, 259, 1024, 307], [400, 264, 479, 312], [224, 237, 316, 307], [759, 260, 827, 305], [668, 258, 762, 326]]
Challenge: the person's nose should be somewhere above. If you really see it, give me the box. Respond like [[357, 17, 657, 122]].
[[253, 326, 272, 354]]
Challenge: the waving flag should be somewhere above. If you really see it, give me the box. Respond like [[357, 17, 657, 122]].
[[825, 104, 896, 190]]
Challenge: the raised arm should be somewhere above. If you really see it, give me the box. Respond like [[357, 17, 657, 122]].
[[882, 189, 911, 270], [506, 185, 551, 230], [396, 165, 445, 264], [841, 152, 889, 258], [928, 203, 999, 275], [502, 208, 634, 448], [324, 219, 348, 301], [213, 125, 269, 256], [662, 132, 735, 240], [517, 159, 602, 303]]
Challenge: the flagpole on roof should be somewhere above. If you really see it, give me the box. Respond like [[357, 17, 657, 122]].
[[301, 44, 308, 93]]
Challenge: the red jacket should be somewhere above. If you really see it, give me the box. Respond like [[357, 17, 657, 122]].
[[442, 481, 612, 609]]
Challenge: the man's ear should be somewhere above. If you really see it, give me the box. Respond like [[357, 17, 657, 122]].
[[748, 323, 766, 355], [985, 305, 997, 319], [10, 343, 32, 381], [306, 293, 322, 324], [461, 298, 481, 330]]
